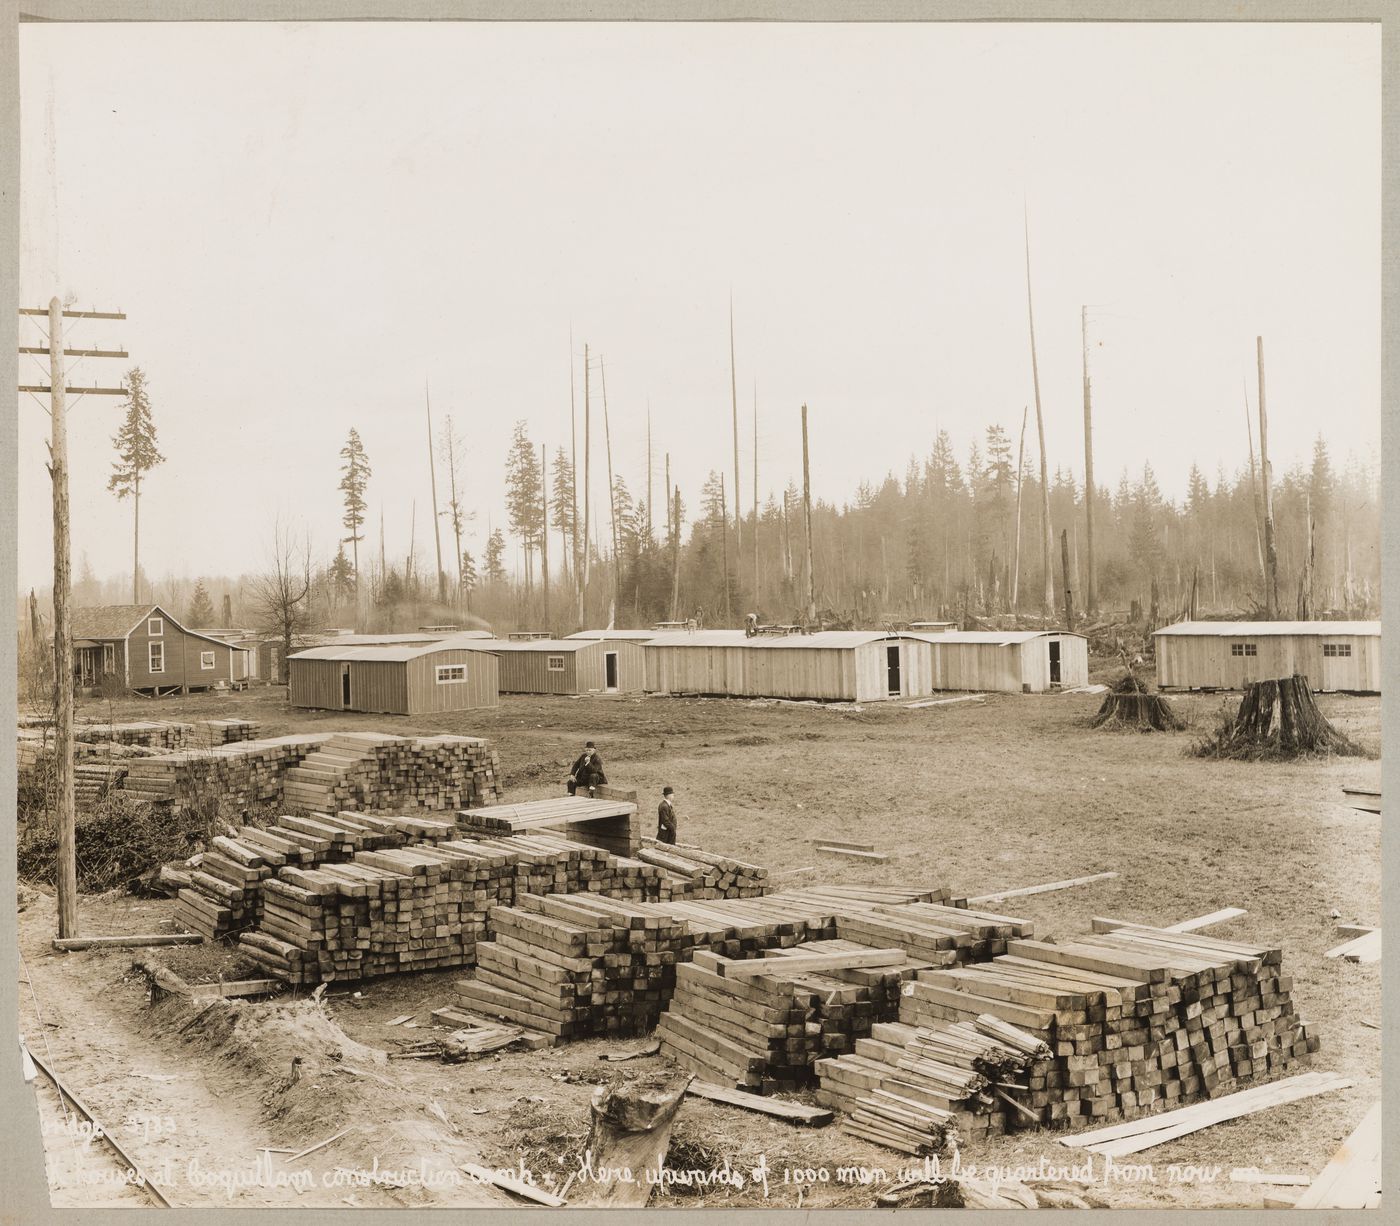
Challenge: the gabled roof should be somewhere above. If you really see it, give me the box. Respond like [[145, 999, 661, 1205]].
[[645, 630, 902, 650], [906, 630, 1087, 646], [565, 629, 660, 641], [73, 603, 244, 651], [1153, 620, 1381, 638], [289, 637, 498, 663], [72, 604, 158, 639], [476, 638, 597, 653]]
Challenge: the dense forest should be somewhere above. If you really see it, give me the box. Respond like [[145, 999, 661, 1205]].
[[32, 417, 1381, 648]]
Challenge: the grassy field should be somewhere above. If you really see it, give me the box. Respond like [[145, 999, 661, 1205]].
[[16, 680, 1381, 1208]]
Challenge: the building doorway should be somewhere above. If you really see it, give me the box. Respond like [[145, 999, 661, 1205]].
[[886, 644, 902, 696], [604, 652, 619, 691], [341, 664, 352, 708], [1049, 640, 1062, 685]]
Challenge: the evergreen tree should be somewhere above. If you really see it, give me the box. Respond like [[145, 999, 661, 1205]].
[[338, 428, 371, 598], [504, 421, 544, 586], [484, 529, 507, 583], [186, 580, 216, 627], [108, 367, 166, 604]]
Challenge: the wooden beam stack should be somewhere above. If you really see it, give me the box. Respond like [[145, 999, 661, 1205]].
[[638, 837, 770, 899], [897, 921, 1318, 1132], [283, 733, 502, 814], [816, 1015, 1051, 1154]]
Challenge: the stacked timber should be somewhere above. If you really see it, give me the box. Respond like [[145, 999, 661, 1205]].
[[898, 921, 1318, 1130], [175, 835, 279, 940], [283, 733, 501, 814], [816, 1016, 1051, 1154], [78, 720, 197, 749], [464, 833, 664, 901], [122, 734, 329, 809], [639, 837, 770, 899], [839, 901, 1033, 965], [74, 762, 127, 807]]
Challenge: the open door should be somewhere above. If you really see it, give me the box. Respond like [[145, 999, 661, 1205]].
[[1049, 640, 1062, 685], [886, 644, 902, 696], [604, 652, 619, 691], [341, 663, 352, 708]]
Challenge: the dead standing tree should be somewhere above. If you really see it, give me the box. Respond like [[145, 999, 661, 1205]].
[[250, 520, 313, 682]]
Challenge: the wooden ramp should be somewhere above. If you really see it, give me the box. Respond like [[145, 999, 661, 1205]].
[[457, 795, 640, 856], [1295, 1101, 1381, 1209]]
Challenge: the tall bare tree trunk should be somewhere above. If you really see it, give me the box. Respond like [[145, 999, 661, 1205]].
[[541, 445, 550, 629], [1011, 405, 1027, 611], [1082, 305, 1098, 616], [1024, 211, 1054, 614], [1243, 378, 1266, 587], [425, 383, 446, 605], [582, 343, 592, 624], [801, 404, 816, 622], [132, 468, 140, 604], [730, 297, 741, 561], [600, 357, 619, 615], [1257, 337, 1279, 617]]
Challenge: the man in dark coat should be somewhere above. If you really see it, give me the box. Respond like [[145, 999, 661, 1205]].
[[566, 741, 606, 796], [657, 786, 677, 844]]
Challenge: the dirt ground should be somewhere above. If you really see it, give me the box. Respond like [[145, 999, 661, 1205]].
[[13, 680, 1382, 1209]]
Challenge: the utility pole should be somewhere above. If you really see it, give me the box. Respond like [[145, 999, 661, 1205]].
[[19, 298, 127, 940], [729, 297, 742, 563], [670, 482, 682, 622], [1081, 306, 1098, 617], [424, 383, 446, 604], [1257, 337, 1279, 618], [541, 444, 550, 630], [801, 404, 816, 623], [1024, 210, 1054, 615], [581, 343, 591, 624]]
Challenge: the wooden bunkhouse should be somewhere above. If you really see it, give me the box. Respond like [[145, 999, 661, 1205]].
[[71, 604, 250, 695], [287, 638, 500, 714], [643, 630, 935, 702], [905, 629, 1089, 692], [481, 637, 646, 695], [1153, 620, 1381, 693]]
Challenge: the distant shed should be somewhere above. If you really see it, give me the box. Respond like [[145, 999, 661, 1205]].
[[906, 630, 1088, 693], [1153, 621, 1381, 693], [643, 630, 934, 702], [481, 638, 646, 695], [287, 639, 500, 714]]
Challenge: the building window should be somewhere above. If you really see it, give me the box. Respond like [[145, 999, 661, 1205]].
[[1230, 643, 1257, 657], [1323, 643, 1352, 658], [546, 655, 565, 672], [200, 651, 216, 670], [148, 617, 163, 636], [436, 664, 467, 684], [148, 642, 164, 673]]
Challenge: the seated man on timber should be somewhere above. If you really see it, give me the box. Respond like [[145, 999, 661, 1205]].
[[657, 786, 678, 845], [566, 741, 607, 797]]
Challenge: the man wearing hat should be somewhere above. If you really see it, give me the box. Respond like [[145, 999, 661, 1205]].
[[566, 741, 606, 797], [657, 786, 678, 845]]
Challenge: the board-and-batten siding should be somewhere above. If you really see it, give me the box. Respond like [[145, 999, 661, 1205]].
[[494, 641, 645, 695], [923, 635, 1088, 693], [290, 648, 499, 714], [1156, 634, 1380, 693], [125, 617, 240, 689], [495, 651, 577, 695], [406, 650, 499, 712]]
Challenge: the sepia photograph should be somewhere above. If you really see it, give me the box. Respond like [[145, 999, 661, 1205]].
[[6, 8, 1384, 1215]]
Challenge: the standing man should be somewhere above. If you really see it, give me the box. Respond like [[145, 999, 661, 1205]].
[[567, 741, 606, 797], [657, 786, 677, 844]]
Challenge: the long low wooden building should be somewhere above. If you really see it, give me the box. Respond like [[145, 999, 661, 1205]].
[[288, 639, 500, 714], [481, 638, 647, 695], [643, 631, 936, 702], [906, 630, 1089, 693], [1153, 621, 1381, 692]]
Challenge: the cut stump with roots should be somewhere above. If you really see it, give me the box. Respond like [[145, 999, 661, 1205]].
[[1091, 674, 1186, 732], [1193, 674, 1370, 761]]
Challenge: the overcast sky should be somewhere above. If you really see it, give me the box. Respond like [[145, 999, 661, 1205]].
[[17, 20, 1380, 591]]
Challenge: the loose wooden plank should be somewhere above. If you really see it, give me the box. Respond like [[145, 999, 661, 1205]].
[[461, 1160, 567, 1207], [1324, 930, 1382, 963], [686, 1080, 833, 1126], [283, 1127, 350, 1164], [722, 949, 906, 979], [1295, 1101, 1381, 1210], [189, 978, 282, 1000], [968, 871, 1117, 905], [54, 933, 203, 952], [1163, 907, 1247, 933], [815, 846, 889, 863]]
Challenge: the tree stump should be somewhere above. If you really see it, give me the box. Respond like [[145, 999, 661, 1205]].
[[1194, 674, 1369, 760], [1091, 674, 1186, 732], [572, 1072, 692, 1207]]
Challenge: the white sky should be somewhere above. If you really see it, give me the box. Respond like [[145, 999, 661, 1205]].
[[17, 20, 1380, 588]]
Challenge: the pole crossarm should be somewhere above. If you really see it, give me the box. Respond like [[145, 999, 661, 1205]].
[[19, 307, 126, 319], [18, 347, 128, 358], [19, 385, 128, 395]]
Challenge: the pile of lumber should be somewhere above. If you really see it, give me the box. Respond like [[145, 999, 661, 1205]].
[[283, 732, 501, 814], [835, 900, 1032, 965], [238, 840, 517, 983], [74, 762, 128, 807], [175, 812, 456, 939], [78, 720, 198, 749], [638, 837, 770, 899], [897, 920, 1319, 1132], [458, 892, 694, 1040], [122, 734, 330, 810], [817, 1015, 1051, 1153], [468, 832, 664, 901], [657, 944, 932, 1093], [189, 718, 261, 747]]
